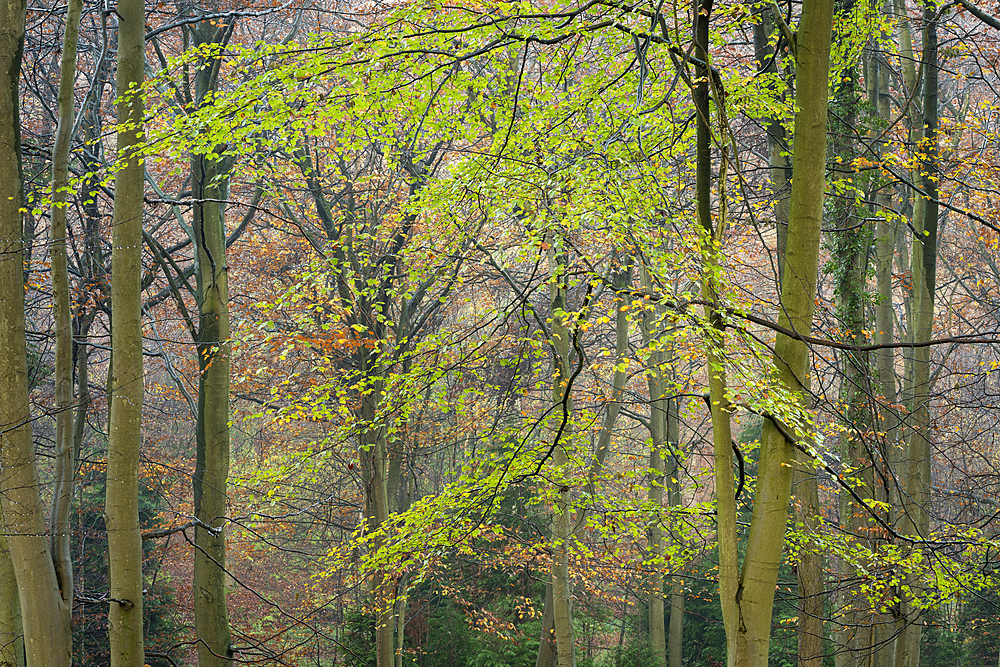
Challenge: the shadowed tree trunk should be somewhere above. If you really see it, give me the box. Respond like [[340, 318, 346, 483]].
[[828, 2, 874, 663], [188, 14, 237, 665], [886, 3, 921, 662], [868, 9, 897, 663], [896, 4, 938, 667], [0, 0, 72, 662], [548, 236, 576, 667]]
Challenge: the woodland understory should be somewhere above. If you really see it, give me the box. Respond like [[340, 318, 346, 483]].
[[5, 0, 1000, 666]]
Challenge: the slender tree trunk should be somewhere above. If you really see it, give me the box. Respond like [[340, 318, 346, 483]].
[[192, 153, 235, 666], [584, 259, 632, 498], [106, 0, 146, 659], [0, 0, 72, 663], [640, 267, 667, 667], [753, 8, 791, 286], [719, 0, 834, 664], [664, 388, 683, 667], [49, 0, 84, 623], [794, 453, 824, 667], [189, 19, 236, 659], [395, 573, 409, 667], [897, 6, 938, 667], [359, 375, 395, 667], [870, 20, 897, 666], [548, 239, 576, 667], [184, 16, 241, 664], [565, 257, 631, 664], [693, 3, 740, 664], [888, 6, 921, 662]]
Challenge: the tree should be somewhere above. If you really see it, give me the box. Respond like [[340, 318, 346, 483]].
[[895, 4, 940, 667], [0, 0, 72, 661], [187, 12, 238, 664], [49, 0, 84, 631], [105, 0, 146, 659], [713, 1, 835, 666]]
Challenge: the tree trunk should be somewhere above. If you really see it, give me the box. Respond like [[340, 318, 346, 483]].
[[359, 378, 395, 667], [189, 19, 237, 665], [896, 6, 938, 667], [870, 16, 897, 665], [665, 360, 683, 667], [0, 533, 25, 667], [640, 275, 667, 667], [693, 2, 740, 663], [585, 259, 632, 498], [887, 5, 921, 662], [829, 4, 871, 662], [106, 0, 146, 658], [548, 238, 576, 667], [755, 9, 827, 664], [720, 0, 834, 664], [49, 0, 84, 622], [794, 453, 824, 667], [753, 7, 791, 286], [0, 0, 72, 663], [536, 579, 557, 667], [395, 573, 409, 667]]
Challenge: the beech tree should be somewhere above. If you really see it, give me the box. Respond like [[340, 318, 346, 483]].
[[105, 0, 145, 659], [713, 0, 834, 666], [0, 0, 72, 663], [49, 0, 84, 631], [9, 0, 1000, 666]]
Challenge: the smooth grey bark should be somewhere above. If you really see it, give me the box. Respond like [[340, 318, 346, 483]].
[[0, 0, 72, 662], [106, 0, 146, 659], [793, 452, 824, 667], [548, 238, 576, 667], [887, 4, 921, 663], [640, 266, 667, 667], [49, 0, 84, 621], [188, 16, 237, 666]]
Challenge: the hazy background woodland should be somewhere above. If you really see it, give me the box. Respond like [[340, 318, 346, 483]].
[[4, 0, 1000, 665]]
